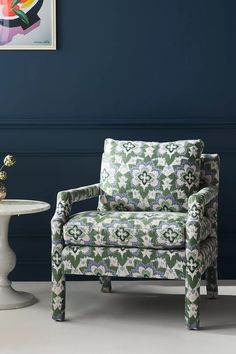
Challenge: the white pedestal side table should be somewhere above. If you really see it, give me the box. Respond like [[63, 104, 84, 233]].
[[0, 199, 50, 310]]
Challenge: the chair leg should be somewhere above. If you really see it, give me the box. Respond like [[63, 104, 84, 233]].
[[185, 218, 202, 330], [205, 259, 218, 299], [185, 278, 200, 330], [52, 274, 66, 321], [99, 276, 112, 293]]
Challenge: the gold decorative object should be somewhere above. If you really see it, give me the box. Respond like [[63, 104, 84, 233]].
[[3, 155, 16, 167], [0, 171, 7, 181], [0, 155, 16, 201], [0, 183, 6, 201]]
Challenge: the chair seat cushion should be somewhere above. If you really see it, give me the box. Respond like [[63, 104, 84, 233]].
[[63, 211, 211, 249]]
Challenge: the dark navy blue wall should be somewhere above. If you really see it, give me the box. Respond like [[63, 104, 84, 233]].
[[0, 0, 235, 279]]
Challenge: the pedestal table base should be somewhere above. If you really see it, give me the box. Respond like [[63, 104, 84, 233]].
[[0, 284, 36, 310]]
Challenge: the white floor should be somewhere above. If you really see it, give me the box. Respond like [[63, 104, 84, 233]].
[[1, 281, 236, 354]]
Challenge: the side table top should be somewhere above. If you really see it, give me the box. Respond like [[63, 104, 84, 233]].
[[0, 199, 51, 215]]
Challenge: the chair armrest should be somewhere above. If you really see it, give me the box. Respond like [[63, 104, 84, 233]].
[[51, 183, 99, 320], [187, 186, 218, 221], [186, 186, 218, 246], [51, 183, 100, 244], [185, 186, 218, 329]]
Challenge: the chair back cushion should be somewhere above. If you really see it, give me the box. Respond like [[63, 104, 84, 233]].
[[200, 154, 220, 188], [199, 153, 220, 225], [98, 138, 204, 212]]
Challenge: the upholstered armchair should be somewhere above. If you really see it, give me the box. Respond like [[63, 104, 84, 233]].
[[51, 138, 219, 330]]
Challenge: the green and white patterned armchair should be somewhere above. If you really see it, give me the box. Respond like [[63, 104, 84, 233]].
[[51, 138, 219, 329]]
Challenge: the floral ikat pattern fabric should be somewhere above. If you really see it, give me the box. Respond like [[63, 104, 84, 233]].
[[98, 139, 204, 212], [64, 210, 211, 249], [185, 184, 218, 329], [61, 236, 217, 280], [51, 183, 100, 321], [51, 141, 220, 330]]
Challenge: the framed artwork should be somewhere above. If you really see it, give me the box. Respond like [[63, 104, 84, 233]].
[[0, 0, 56, 50]]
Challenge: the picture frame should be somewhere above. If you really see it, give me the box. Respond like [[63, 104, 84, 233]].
[[0, 0, 56, 50]]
